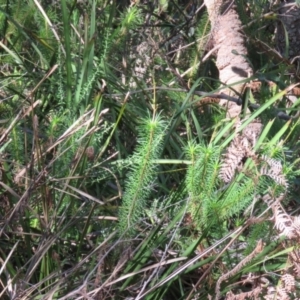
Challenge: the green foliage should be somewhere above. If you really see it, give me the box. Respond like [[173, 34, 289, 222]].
[[185, 142, 221, 227], [118, 114, 167, 237], [1, 0, 300, 299], [185, 142, 255, 233]]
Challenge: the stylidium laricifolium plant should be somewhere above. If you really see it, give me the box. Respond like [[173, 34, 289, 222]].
[[118, 114, 167, 238], [185, 142, 221, 229]]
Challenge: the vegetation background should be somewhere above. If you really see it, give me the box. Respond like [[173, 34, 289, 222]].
[[1, 0, 300, 299]]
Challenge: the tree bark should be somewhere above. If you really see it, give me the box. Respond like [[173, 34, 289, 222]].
[[204, 0, 262, 183], [204, 0, 253, 118]]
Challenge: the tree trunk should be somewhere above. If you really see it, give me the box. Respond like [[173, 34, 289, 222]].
[[204, 0, 262, 183], [204, 0, 253, 118]]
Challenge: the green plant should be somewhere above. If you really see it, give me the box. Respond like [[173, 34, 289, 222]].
[[1, 0, 300, 299], [118, 114, 167, 237]]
